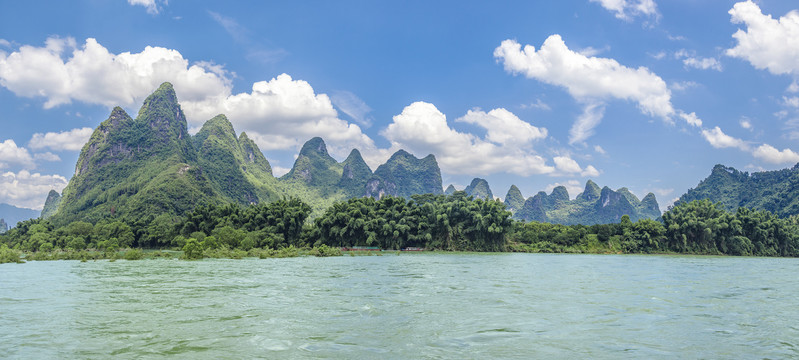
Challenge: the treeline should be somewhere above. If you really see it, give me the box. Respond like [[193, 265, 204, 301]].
[[2, 194, 798, 261], [0, 192, 513, 257], [510, 199, 799, 256]]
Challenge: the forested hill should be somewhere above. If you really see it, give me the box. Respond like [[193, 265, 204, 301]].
[[45, 83, 444, 224], [508, 180, 661, 225], [678, 163, 799, 217]]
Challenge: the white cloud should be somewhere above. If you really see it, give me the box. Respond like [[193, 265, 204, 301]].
[[28, 127, 93, 151], [784, 96, 799, 108], [594, 145, 607, 155], [579, 45, 610, 57], [33, 152, 60, 162], [590, 0, 659, 21], [701, 126, 749, 150], [382, 102, 567, 176], [753, 144, 799, 164], [553, 156, 582, 174], [682, 56, 723, 71], [520, 98, 551, 111], [670, 81, 698, 92], [678, 111, 703, 127], [740, 118, 753, 130], [675, 49, 722, 71], [0, 37, 232, 109], [0, 37, 375, 163], [330, 90, 373, 127], [650, 51, 666, 60], [545, 180, 583, 200], [569, 102, 605, 145], [128, 0, 159, 15], [0, 170, 67, 210], [0, 140, 34, 168], [496, 36, 674, 119], [456, 108, 547, 147], [495, 36, 675, 143], [582, 165, 600, 177], [648, 187, 673, 197], [271, 166, 291, 177], [727, 1, 799, 76], [0, 39, 10, 48]]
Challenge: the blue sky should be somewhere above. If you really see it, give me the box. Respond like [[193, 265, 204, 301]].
[[1, 0, 799, 211]]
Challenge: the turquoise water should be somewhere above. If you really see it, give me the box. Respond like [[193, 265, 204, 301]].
[[1, 253, 798, 359]]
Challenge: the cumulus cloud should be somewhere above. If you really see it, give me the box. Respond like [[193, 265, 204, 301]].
[[701, 126, 749, 150], [590, 0, 659, 21], [753, 144, 799, 164], [727, 1, 799, 76], [495, 35, 678, 143], [495, 36, 674, 119], [675, 49, 723, 71], [380, 102, 585, 176], [0, 37, 231, 109], [128, 0, 159, 15], [0, 140, 34, 168], [0, 170, 67, 210], [456, 108, 547, 147], [740, 118, 753, 130], [28, 127, 93, 151], [0, 37, 375, 161]]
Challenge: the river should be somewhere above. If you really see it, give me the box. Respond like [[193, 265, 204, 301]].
[[1, 253, 797, 359]]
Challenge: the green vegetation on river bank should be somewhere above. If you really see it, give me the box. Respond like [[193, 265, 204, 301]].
[[2, 193, 799, 264]]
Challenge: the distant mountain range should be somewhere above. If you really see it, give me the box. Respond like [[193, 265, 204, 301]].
[[0, 203, 41, 229], [678, 163, 799, 217], [30, 82, 676, 227], [505, 180, 661, 225]]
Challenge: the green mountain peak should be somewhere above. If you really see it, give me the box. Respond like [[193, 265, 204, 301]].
[[503, 185, 524, 213], [464, 178, 493, 200]]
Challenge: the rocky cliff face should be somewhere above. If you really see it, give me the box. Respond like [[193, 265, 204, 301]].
[[0, 218, 7, 234]]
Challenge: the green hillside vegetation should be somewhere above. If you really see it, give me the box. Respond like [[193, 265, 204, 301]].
[[513, 180, 661, 225], [40, 190, 61, 219], [365, 150, 443, 198], [5, 197, 798, 263], [679, 164, 799, 217], [44, 83, 446, 225], [504, 185, 525, 213], [463, 178, 493, 200]]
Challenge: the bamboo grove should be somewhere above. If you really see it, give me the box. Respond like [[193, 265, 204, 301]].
[[2, 192, 799, 260]]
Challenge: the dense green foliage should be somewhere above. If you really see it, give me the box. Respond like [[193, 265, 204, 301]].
[[463, 178, 494, 200], [313, 191, 513, 251], [509, 200, 799, 256], [503, 185, 525, 213], [40, 190, 61, 219], [365, 150, 443, 198], [679, 164, 799, 217], [513, 180, 661, 225]]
